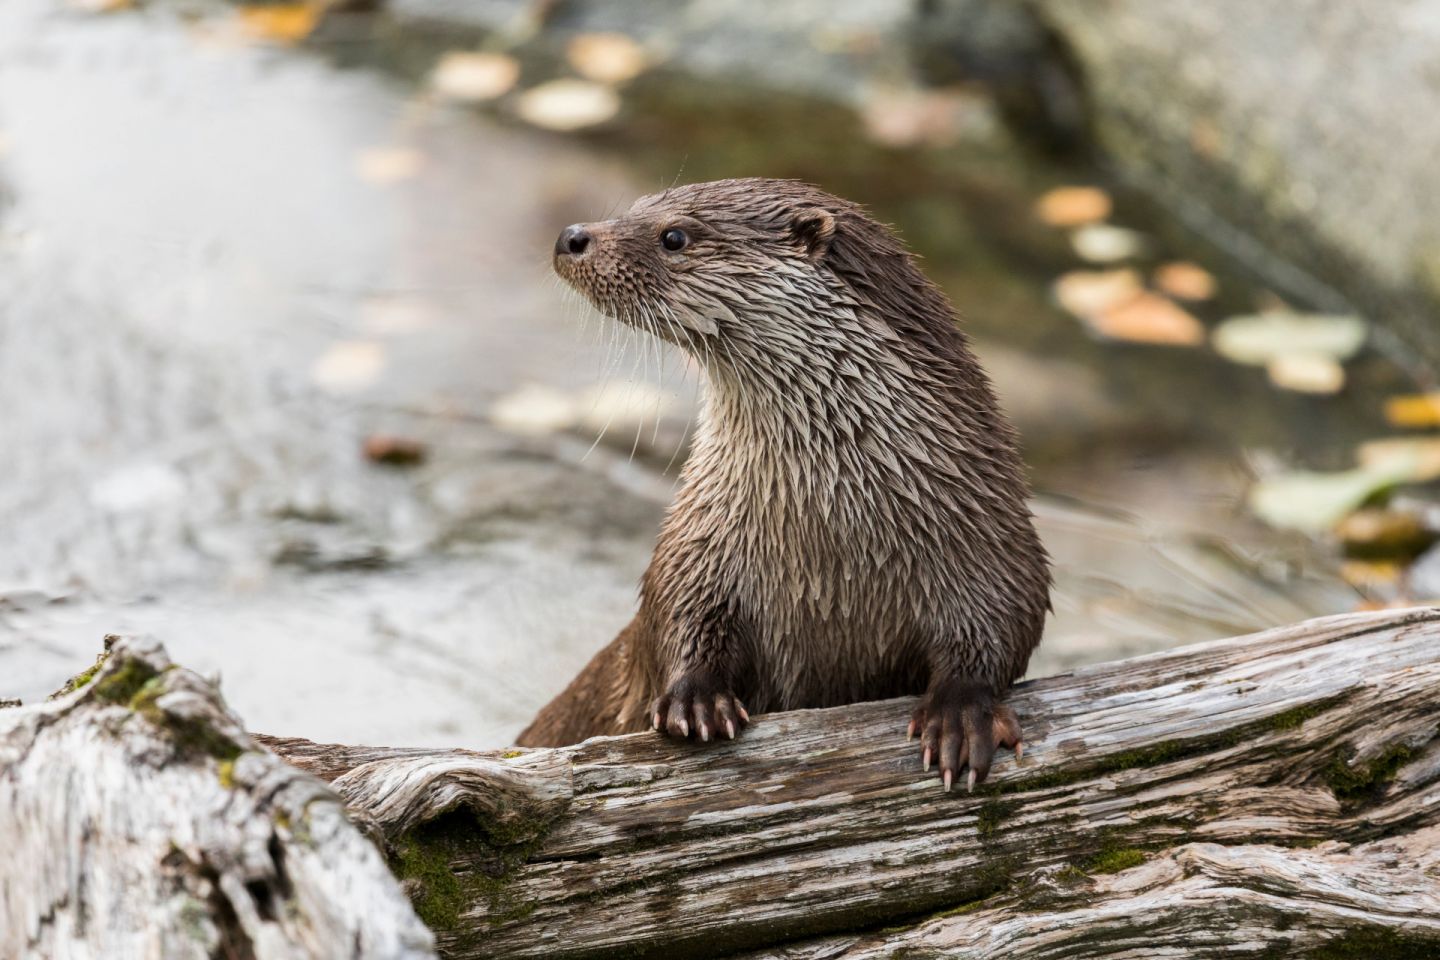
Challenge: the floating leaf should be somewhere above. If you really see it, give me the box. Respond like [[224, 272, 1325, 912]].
[[311, 341, 385, 394], [490, 384, 577, 435], [1070, 224, 1145, 263], [1265, 353, 1345, 394], [236, 4, 319, 44], [1088, 291, 1204, 346], [355, 147, 424, 184], [1249, 462, 1413, 533], [429, 52, 520, 103], [1153, 261, 1217, 301], [1053, 269, 1142, 320], [1035, 186, 1111, 227], [566, 33, 648, 85], [1212, 312, 1367, 366], [514, 80, 620, 131], [1384, 393, 1440, 428]]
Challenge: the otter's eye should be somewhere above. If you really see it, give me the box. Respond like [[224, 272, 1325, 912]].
[[660, 228, 689, 252]]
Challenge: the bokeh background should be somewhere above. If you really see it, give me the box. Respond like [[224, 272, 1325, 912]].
[[3, 0, 1437, 747]]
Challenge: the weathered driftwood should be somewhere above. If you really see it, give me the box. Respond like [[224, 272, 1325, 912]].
[[0, 636, 436, 960], [256, 607, 1440, 959]]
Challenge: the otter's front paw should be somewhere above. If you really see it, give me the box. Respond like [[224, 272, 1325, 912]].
[[650, 672, 749, 742], [907, 679, 1022, 792]]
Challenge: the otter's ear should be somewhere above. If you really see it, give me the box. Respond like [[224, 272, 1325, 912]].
[[789, 208, 836, 262]]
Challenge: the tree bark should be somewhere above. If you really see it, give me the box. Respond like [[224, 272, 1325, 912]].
[[255, 607, 1440, 959], [0, 636, 436, 960]]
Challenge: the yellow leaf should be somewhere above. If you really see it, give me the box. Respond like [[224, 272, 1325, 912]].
[[1384, 393, 1440, 428], [1340, 560, 1403, 588], [237, 4, 320, 45], [1035, 186, 1111, 227]]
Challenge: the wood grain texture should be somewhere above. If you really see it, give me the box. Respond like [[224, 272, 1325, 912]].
[[260, 608, 1440, 958], [0, 636, 436, 960]]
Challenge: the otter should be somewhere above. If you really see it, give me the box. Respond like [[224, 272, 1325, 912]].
[[518, 178, 1050, 790]]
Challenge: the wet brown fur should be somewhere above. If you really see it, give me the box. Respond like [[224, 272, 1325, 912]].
[[519, 179, 1050, 773]]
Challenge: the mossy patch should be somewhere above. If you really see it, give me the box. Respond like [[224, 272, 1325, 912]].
[[974, 797, 1016, 839], [217, 759, 237, 790], [389, 807, 549, 938], [1326, 744, 1415, 805], [50, 651, 111, 699], [1084, 847, 1146, 874], [92, 657, 158, 705]]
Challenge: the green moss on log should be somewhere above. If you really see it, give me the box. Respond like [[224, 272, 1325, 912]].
[[389, 807, 549, 938], [92, 657, 159, 705], [1326, 744, 1416, 805]]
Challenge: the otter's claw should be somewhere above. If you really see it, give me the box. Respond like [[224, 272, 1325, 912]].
[[908, 681, 1022, 790], [650, 673, 748, 743]]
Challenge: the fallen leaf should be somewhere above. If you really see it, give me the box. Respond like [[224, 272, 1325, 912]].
[[514, 80, 620, 131], [490, 384, 577, 435], [1335, 508, 1433, 559], [1070, 224, 1145, 263], [311, 341, 386, 394], [1340, 559, 1404, 589], [237, 4, 319, 44], [1089, 291, 1204, 346], [1212, 312, 1367, 365], [1266, 353, 1345, 394], [363, 435, 428, 467], [1384, 393, 1440, 428], [566, 33, 648, 85], [1153, 261, 1217, 301], [429, 51, 520, 103], [1035, 186, 1111, 227], [1357, 437, 1440, 484], [355, 147, 424, 184], [1053, 269, 1142, 320], [1248, 462, 1412, 533]]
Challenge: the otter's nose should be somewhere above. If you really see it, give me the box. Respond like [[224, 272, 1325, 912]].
[[555, 224, 592, 257]]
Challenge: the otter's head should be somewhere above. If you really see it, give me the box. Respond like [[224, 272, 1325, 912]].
[[552, 178, 947, 365]]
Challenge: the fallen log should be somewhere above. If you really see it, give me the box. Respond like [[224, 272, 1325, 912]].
[[0, 636, 436, 960], [253, 607, 1440, 958], [5, 610, 1438, 957]]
